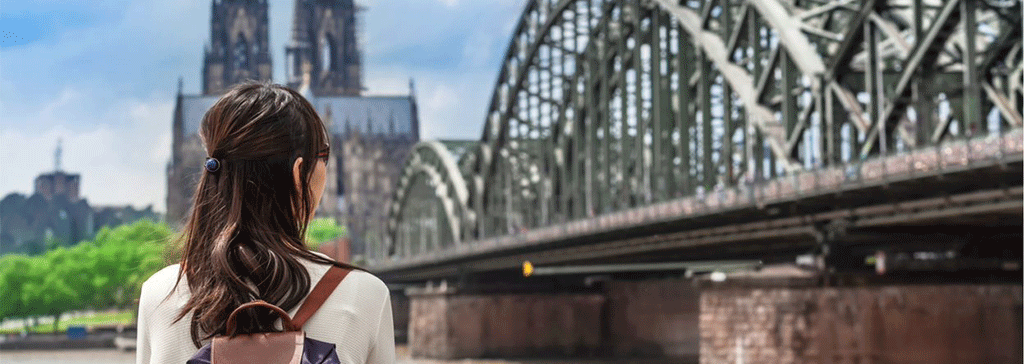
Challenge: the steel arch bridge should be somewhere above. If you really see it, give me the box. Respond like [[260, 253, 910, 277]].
[[375, 0, 1023, 279]]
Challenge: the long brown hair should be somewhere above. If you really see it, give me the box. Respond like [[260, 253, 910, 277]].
[[174, 82, 355, 347]]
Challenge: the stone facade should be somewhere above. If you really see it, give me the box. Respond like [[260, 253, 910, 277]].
[[340, 127, 415, 259], [33, 172, 80, 202], [286, 0, 361, 96], [408, 288, 605, 359], [202, 0, 273, 95], [605, 280, 700, 359], [2, 159, 159, 254], [397, 271, 1020, 362], [167, 1, 420, 233], [700, 278, 1023, 364], [700, 287, 819, 364], [167, 95, 420, 229]]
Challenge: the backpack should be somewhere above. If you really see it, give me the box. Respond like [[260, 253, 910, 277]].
[[187, 266, 351, 364]]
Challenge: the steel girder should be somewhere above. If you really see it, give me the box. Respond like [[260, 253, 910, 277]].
[[380, 142, 470, 262], [380, 0, 1023, 264]]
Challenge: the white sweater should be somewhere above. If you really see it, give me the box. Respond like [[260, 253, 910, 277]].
[[136, 258, 395, 364]]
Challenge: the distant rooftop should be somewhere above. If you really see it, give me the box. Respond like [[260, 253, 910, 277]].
[[179, 94, 418, 139]]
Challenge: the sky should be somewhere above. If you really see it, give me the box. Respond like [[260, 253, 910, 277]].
[[0, 0, 525, 213]]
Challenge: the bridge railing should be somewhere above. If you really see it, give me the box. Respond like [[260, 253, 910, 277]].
[[376, 129, 1021, 269]]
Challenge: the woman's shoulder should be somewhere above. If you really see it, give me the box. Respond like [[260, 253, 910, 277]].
[[301, 253, 388, 298], [343, 269, 389, 297], [141, 264, 183, 295]]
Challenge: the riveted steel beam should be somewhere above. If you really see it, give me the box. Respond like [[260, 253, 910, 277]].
[[654, 0, 800, 172], [860, 0, 961, 157], [385, 0, 1024, 267]]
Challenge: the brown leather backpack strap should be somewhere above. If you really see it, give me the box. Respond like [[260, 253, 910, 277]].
[[226, 300, 300, 335], [292, 266, 351, 328]]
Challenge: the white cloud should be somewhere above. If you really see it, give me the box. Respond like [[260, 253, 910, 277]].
[[0, 93, 172, 212], [1, 0, 532, 214], [462, 31, 496, 68], [420, 84, 460, 139], [365, 65, 494, 141]]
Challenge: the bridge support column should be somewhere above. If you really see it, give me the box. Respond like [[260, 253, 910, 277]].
[[390, 290, 409, 344], [406, 286, 604, 359], [698, 266, 1022, 364], [604, 280, 700, 359]]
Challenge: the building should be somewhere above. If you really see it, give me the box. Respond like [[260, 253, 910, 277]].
[[340, 113, 418, 260], [33, 139, 80, 202], [202, 0, 273, 95], [1, 142, 159, 255], [167, 0, 420, 259], [285, 0, 362, 96]]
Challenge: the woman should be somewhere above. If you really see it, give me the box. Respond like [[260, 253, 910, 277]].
[[136, 82, 394, 364]]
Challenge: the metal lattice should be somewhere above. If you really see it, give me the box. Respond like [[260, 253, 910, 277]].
[[378, 0, 1023, 264]]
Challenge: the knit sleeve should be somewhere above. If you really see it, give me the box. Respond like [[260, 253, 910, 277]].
[[136, 272, 157, 364], [365, 285, 395, 364]]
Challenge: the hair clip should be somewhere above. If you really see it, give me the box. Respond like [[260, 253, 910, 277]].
[[205, 157, 221, 173]]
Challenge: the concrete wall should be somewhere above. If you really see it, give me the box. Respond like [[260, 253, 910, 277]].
[[408, 290, 605, 359], [605, 280, 700, 358], [701, 284, 1023, 364]]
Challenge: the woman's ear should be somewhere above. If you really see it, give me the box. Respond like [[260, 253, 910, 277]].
[[293, 157, 304, 190]]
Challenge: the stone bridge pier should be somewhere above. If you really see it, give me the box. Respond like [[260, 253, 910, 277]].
[[400, 268, 1022, 363]]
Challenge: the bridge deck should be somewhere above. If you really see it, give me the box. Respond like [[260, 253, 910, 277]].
[[375, 131, 1022, 282]]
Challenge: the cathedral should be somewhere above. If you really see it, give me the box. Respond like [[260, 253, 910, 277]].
[[167, 0, 420, 260]]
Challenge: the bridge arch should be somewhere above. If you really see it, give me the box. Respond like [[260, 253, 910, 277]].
[[384, 0, 1023, 262], [381, 141, 471, 261]]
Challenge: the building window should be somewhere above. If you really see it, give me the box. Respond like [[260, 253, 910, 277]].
[[233, 34, 250, 70], [321, 33, 336, 73]]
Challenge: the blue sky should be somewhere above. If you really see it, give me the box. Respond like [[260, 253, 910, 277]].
[[1, 0, 525, 212]]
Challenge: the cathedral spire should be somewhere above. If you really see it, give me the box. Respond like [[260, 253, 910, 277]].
[[202, 0, 272, 95], [287, 0, 361, 96]]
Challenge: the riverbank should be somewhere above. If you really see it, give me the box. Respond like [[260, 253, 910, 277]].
[[0, 332, 128, 351], [0, 310, 133, 335], [0, 348, 134, 364]]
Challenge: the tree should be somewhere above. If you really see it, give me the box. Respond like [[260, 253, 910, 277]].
[[0, 255, 33, 321], [39, 248, 83, 332], [305, 218, 347, 250], [89, 220, 171, 309], [19, 251, 78, 332], [0, 220, 173, 328]]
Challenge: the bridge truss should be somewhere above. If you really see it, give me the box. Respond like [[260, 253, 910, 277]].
[[376, 0, 1023, 276]]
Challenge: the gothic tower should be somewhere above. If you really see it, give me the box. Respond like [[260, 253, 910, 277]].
[[202, 0, 273, 95], [286, 0, 362, 96]]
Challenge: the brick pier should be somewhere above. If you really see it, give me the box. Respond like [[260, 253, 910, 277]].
[[699, 267, 1022, 364], [402, 267, 1021, 363]]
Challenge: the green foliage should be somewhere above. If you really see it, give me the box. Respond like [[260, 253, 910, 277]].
[[0, 255, 33, 320], [305, 218, 347, 250], [0, 220, 172, 326]]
